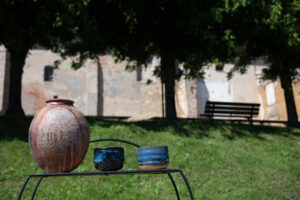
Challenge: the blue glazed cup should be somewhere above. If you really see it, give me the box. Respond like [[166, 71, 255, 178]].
[[137, 146, 169, 170], [94, 147, 124, 171]]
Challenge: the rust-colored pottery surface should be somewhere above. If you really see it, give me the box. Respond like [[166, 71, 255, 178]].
[[29, 99, 90, 173]]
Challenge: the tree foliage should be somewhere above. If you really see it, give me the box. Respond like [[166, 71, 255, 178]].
[[0, 0, 93, 114], [76, 0, 236, 119], [5, 0, 297, 123], [224, 0, 300, 126]]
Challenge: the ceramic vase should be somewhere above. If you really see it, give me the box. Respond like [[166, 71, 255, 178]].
[[29, 99, 90, 173]]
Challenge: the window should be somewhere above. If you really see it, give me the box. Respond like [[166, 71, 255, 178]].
[[44, 66, 54, 82], [215, 65, 224, 71], [145, 57, 153, 65], [136, 65, 142, 81]]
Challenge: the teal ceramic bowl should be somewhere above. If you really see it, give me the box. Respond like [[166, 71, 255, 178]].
[[94, 147, 124, 171]]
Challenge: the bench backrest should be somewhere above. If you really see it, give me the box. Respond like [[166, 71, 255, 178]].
[[204, 101, 260, 119]]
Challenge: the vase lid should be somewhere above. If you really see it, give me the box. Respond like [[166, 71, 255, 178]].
[[46, 99, 74, 105]]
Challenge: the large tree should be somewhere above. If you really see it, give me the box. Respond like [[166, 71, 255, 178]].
[[0, 0, 235, 118], [0, 0, 95, 115], [82, 0, 234, 119], [224, 0, 300, 126]]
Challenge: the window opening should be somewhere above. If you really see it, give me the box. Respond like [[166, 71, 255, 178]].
[[215, 64, 224, 71], [136, 65, 142, 81], [44, 66, 54, 82]]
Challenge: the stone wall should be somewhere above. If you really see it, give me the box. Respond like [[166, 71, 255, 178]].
[[99, 55, 163, 119], [273, 78, 300, 121], [194, 62, 300, 121], [21, 51, 187, 119], [99, 56, 192, 119], [22, 50, 98, 115], [196, 63, 263, 118], [2, 47, 300, 121]]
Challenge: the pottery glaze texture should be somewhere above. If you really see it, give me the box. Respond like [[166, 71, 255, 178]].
[[29, 100, 90, 173], [94, 147, 124, 171], [137, 146, 169, 170]]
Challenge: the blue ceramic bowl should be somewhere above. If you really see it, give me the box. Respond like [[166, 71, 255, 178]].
[[94, 147, 124, 171], [137, 146, 169, 170]]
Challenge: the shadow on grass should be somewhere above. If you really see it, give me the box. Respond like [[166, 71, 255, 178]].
[[88, 118, 300, 140], [1, 116, 299, 142], [0, 116, 33, 141]]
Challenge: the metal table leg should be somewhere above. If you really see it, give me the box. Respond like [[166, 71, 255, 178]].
[[18, 138, 193, 199], [179, 169, 194, 200], [17, 175, 31, 200], [31, 177, 43, 200], [90, 138, 182, 200], [168, 173, 180, 200]]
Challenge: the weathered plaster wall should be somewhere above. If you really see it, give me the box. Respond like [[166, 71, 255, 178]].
[[272, 78, 300, 121], [175, 77, 189, 117], [253, 67, 300, 121], [22, 50, 98, 115], [21, 51, 167, 118], [99, 55, 163, 119], [4, 48, 300, 121], [274, 79, 287, 120], [293, 80, 300, 121], [0, 46, 9, 115], [19, 50, 192, 119], [0, 48, 5, 114], [201, 64, 260, 103], [174, 78, 198, 118], [20, 51, 280, 120], [257, 85, 268, 120], [185, 79, 198, 118], [195, 62, 300, 122], [0, 47, 6, 114], [139, 57, 165, 119], [99, 56, 191, 119], [196, 64, 262, 117]]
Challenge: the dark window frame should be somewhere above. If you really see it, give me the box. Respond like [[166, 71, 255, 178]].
[[215, 65, 224, 71], [136, 65, 142, 81], [44, 65, 54, 82]]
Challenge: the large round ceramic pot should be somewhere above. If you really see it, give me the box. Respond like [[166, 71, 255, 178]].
[[29, 99, 90, 173]]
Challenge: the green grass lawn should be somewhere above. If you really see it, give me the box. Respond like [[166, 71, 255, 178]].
[[1, 116, 300, 199]]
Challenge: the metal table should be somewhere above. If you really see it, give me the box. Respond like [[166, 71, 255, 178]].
[[18, 138, 194, 200]]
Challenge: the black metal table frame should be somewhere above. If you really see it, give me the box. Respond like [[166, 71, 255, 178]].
[[18, 138, 194, 200]]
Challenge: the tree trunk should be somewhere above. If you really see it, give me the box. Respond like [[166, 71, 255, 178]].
[[279, 72, 299, 126], [5, 48, 27, 115], [161, 52, 177, 120]]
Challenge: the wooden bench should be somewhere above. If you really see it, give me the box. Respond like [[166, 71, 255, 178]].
[[201, 101, 260, 124]]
